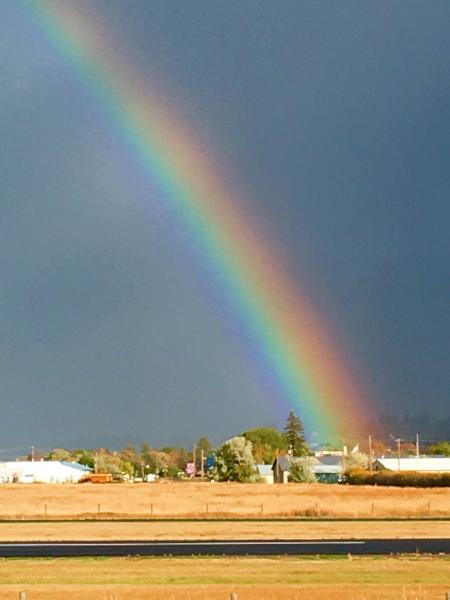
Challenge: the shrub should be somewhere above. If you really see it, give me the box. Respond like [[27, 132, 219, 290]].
[[289, 458, 317, 483], [345, 469, 450, 487]]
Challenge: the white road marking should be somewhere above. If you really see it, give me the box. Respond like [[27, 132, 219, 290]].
[[0, 540, 365, 547]]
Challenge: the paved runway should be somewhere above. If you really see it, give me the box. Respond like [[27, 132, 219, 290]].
[[0, 538, 448, 557]]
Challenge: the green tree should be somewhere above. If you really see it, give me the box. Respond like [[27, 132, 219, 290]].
[[283, 411, 309, 456], [427, 441, 450, 456], [45, 448, 71, 461], [161, 447, 190, 470], [146, 450, 170, 477], [242, 427, 287, 463], [289, 458, 317, 483], [141, 443, 152, 463], [95, 448, 121, 474], [196, 437, 212, 454], [119, 446, 141, 477], [194, 437, 213, 472], [211, 436, 255, 482], [344, 451, 369, 472], [166, 464, 181, 478], [119, 460, 135, 478], [77, 450, 95, 469]]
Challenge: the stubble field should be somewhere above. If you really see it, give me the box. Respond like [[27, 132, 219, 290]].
[[0, 481, 448, 519]]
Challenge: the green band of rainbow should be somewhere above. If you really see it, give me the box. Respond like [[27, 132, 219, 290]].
[[23, 0, 371, 439]]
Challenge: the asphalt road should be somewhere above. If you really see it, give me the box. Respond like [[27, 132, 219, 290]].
[[0, 538, 448, 557]]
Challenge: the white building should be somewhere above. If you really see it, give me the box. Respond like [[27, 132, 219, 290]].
[[374, 457, 450, 473], [256, 464, 274, 484], [0, 460, 90, 484]]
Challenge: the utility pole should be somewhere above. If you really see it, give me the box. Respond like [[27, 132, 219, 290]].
[[192, 444, 197, 477], [200, 448, 205, 479], [416, 433, 420, 458], [368, 435, 373, 472], [396, 438, 401, 472]]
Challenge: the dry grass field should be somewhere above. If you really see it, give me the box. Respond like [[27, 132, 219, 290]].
[[0, 556, 448, 599], [2, 588, 448, 600], [0, 481, 448, 519], [0, 587, 447, 600], [0, 519, 448, 541]]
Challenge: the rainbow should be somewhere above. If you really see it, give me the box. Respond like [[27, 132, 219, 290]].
[[22, 0, 371, 439]]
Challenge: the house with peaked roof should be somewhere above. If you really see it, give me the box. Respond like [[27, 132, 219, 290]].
[[272, 456, 291, 483], [272, 455, 343, 483]]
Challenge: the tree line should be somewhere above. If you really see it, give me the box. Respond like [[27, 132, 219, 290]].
[[37, 409, 450, 483], [40, 411, 309, 481]]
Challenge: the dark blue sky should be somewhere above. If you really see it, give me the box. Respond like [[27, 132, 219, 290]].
[[1, 1, 449, 451]]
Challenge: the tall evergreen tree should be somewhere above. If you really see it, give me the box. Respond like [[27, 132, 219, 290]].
[[283, 411, 309, 456]]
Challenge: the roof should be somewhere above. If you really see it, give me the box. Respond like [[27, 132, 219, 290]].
[[375, 457, 450, 472], [312, 464, 342, 474], [0, 461, 90, 473], [316, 455, 342, 466], [60, 461, 91, 472], [271, 455, 345, 474], [272, 456, 291, 472], [256, 464, 273, 477]]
